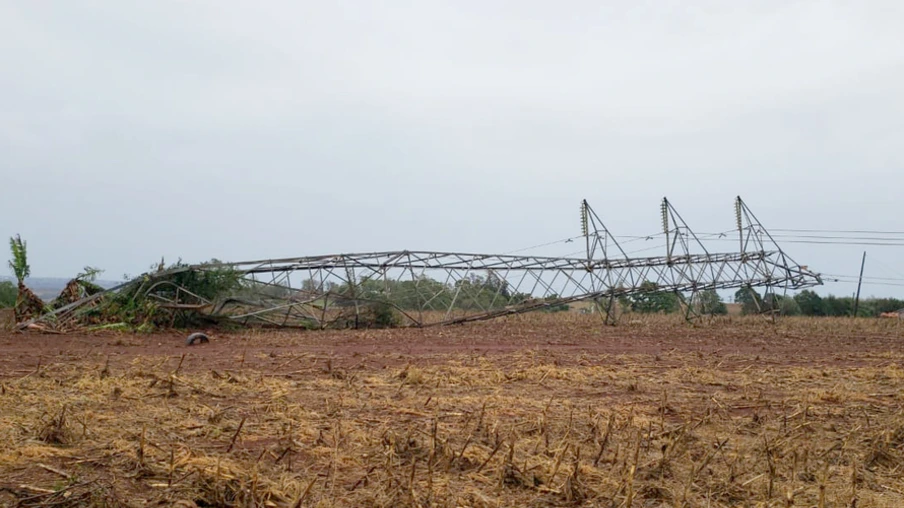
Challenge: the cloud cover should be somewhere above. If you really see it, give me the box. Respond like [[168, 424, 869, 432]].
[[1, 1, 902, 295]]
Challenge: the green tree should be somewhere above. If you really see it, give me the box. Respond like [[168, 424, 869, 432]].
[[160, 259, 244, 301], [484, 271, 511, 299], [822, 295, 853, 316], [764, 294, 801, 316], [8, 235, 29, 282], [628, 281, 681, 314], [794, 290, 824, 316], [734, 287, 763, 315], [7, 235, 45, 322], [696, 290, 728, 315], [0, 281, 15, 308], [52, 266, 106, 309], [867, 298, 904, 316]]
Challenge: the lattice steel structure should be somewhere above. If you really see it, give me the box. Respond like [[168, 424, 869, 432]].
[[39, 197, 822, 329]]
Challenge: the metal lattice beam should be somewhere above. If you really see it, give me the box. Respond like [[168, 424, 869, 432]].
[[32, 196, 823, 329]]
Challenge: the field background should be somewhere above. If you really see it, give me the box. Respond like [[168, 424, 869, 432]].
[[1, 314, 903, 507]]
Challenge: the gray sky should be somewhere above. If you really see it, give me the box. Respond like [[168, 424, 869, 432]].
[[2, 1, 903, 297]]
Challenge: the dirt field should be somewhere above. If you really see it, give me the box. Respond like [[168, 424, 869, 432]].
[[0, 310, 13, 331], [1, 314, 903, 507]]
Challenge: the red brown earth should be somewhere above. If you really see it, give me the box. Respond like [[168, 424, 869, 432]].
[[2, 314, 900, 378], [1, 314, 903, 507]]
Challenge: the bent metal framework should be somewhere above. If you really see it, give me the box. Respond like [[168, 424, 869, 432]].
[[39, 197, 822, 329]]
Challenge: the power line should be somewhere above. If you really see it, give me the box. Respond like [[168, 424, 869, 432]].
[[765, 240, 904, 247], [503, 236, 583, 255], [620, 230, 734, 241], [824, 279, 904, 288], [821, 273, 904, 282], [623, 244, 669, 256], [508, 230, 904, 255], [867, 255, 904, 280], [503, 229, 904, 286], [609, 233, 904, 248], [773, 228, 904, 235], [769, 234, 904, 242], [704, 238, 904, 247], [618, 231, 666, 244]]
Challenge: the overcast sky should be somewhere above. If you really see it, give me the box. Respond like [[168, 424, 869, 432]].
[[2, 1, 903, 297]]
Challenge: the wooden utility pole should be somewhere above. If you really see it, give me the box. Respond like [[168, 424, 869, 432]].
[[853, 252, 867, 317]]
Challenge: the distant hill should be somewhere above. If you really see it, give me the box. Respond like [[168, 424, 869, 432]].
[[0, 276, 121, 300]]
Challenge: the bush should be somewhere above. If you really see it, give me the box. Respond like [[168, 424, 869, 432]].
[[794, 290, 824, 316], [735, 287, 763, 315], [369, 302, 401, 328], [348, 301, 401, 329], [822, 296, 852, 317], [696, 290, 728, 315], [86, 259, 245, 329], [0, 281, 15, 308], [541, 294, 570, 313], [763, 294, 801, 316], [155, 260, 244, 302], [626, 282, 681, 314]]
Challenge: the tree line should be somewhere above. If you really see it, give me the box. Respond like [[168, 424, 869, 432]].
[[4, 245, 901, 321], [618, 283, 728, 315], [615, 282, 904, 317], [327, 274, 569, 313], [750, 289, 904, 317]]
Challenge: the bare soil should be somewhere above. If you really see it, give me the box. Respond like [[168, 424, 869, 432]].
[[2, 315, 898, 376], [1, 314, 903, 507]]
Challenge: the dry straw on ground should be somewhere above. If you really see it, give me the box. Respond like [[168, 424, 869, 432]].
[[1, 314, 904, 507]]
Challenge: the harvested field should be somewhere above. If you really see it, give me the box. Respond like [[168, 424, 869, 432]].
[[0, 310, 13, 332], [1, 314, 904, 507]]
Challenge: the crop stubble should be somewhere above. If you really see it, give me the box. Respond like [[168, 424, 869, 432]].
[[1, 314, 903, 507]]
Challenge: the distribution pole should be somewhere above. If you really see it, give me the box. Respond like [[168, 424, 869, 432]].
[[853, 252, 867, 317]]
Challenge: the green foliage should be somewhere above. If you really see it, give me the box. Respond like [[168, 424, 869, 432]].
[[77, 266, 103, 283], [734, 287, 763, 315], [8, 235, 29, 282], [735, 289, 801, 316], [695, 290, 728, 315], [789, 291, 904, 317], [334, 274, 527, 312], [821, 295, 852, 317], [860, 297, 904, 316], [541, 294, 570, 313], [793, 290, 824, 316], [152, 259, 244, 302], [364, 301, 401, 328], [244, 281, 292, 299], [68, 266, 106, 300], [85, 288, 161, 328], [764, 294, 801, 316], [0, 280, 16, 308], [626, 282, 681, 314], [90, 259, 245, 329]]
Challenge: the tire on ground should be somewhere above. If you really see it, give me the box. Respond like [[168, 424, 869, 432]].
[[186, 332, 210, 346]]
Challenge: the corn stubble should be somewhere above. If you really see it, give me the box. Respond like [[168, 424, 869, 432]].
[[0, 315, 903, 506]]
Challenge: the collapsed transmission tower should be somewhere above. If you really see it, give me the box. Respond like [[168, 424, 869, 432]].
[[39, 197, 822, 329]]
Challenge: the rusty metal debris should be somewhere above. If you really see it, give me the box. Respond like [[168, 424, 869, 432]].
[[27, 197, 821, 330]]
